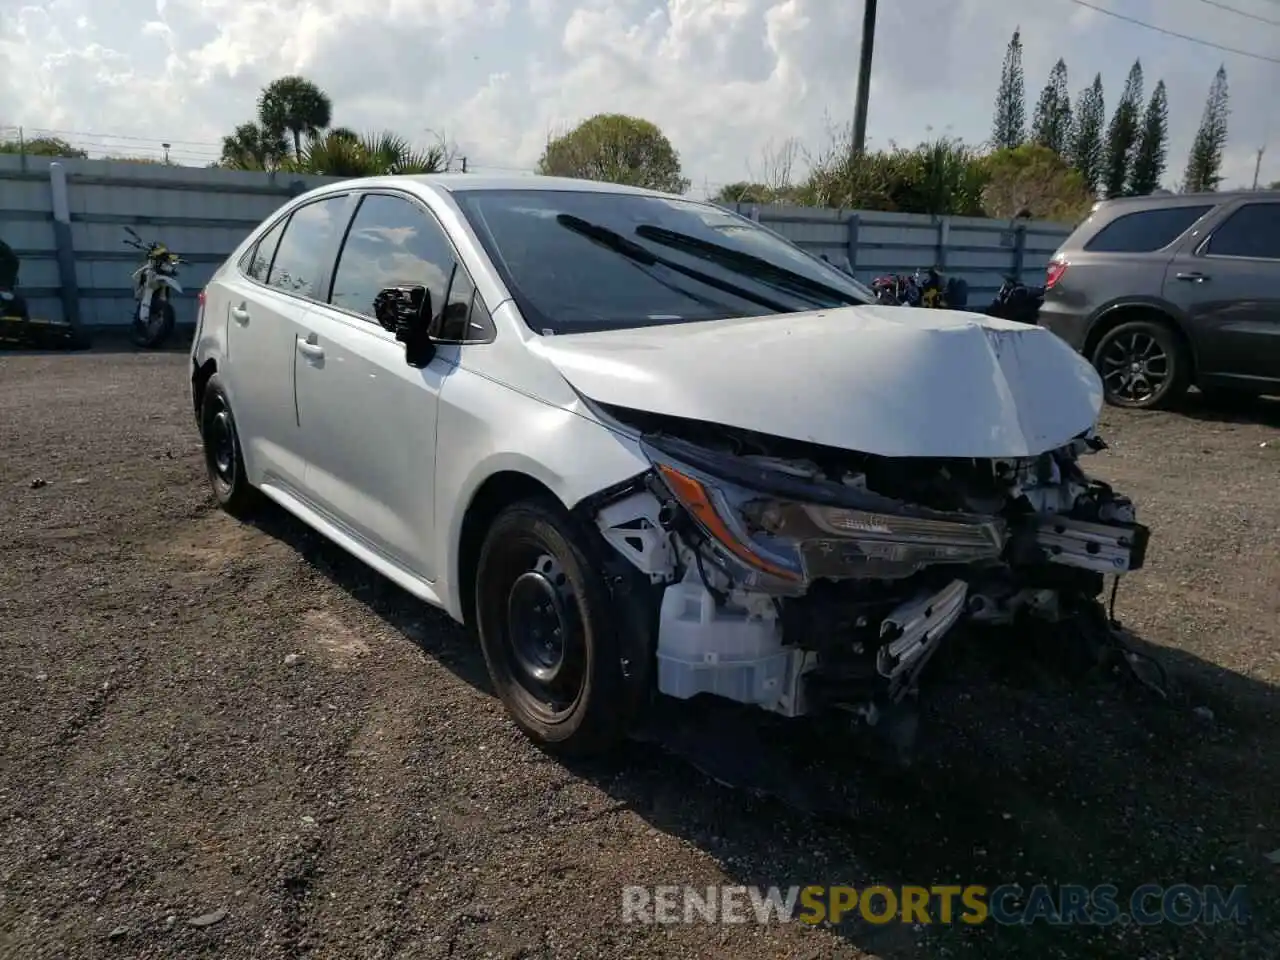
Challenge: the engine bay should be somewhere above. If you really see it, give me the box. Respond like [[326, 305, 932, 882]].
[[587, 403, 1156, 735]]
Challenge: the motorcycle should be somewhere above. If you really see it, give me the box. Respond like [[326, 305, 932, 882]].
[[983, 274, 1045, 325], [124, 226, 185, 348], [0, 261, 88, 351], [871, 267, 969, 310]]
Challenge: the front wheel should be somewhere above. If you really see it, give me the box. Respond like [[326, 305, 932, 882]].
[[474, 499, 651, 757], [130, 295, 175, 349], [1092, 319, 1190, 410]]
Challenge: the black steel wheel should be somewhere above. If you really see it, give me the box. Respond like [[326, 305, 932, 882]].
[[1092, 319, 1189, 410], [199, 373, 257, 515], [474, 498, 651, 756]]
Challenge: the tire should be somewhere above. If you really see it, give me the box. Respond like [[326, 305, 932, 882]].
[[199, 374, 257, 516], [130, 297, 175, 349], [474, 498, 652, 757], [1091, 319, 1189, 410]]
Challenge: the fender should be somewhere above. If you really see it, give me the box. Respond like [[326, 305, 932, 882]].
[[153, 275, 184, 295], [1083, 294, 1200, 363]]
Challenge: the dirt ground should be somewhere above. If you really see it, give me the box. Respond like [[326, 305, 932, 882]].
[[1, 346, 1277, 960]]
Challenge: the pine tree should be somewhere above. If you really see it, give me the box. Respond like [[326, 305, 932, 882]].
[[992, 29, 1027, 150], [1183, 65, 1230, 193], [1103, 60, 1143, 197], [1070, 74, 1106, 195], [1128, 80, 1169, 195], [1031, 59, 1073, 156]]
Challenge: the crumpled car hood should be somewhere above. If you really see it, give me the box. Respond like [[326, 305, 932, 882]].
[[530, 304, 1103, 459]]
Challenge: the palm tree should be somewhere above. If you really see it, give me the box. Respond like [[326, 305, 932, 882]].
[[297, 131, 448, 176], [219, 122, 289, 171], [258, 76, 333, 159]]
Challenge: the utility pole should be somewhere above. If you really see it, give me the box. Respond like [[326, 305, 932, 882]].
[[1251, 146, 1265, 189], [851, 0, 878, 155]]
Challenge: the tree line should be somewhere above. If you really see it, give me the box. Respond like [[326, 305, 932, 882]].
[[990, 29, 1231, 197], [714, 31, 1241, 219]]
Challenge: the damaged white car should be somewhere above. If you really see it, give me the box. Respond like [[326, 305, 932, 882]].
[[192, 175, 1154, 756]]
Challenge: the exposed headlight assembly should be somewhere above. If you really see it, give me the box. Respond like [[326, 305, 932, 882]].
[[650, 458, 807, 585], [645, 442, 1006, 585], [770, 503, 1006, 579]]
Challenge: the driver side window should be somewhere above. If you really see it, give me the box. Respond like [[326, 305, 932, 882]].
[[329, 194, 455, 328], [327, 193, 496, 343]]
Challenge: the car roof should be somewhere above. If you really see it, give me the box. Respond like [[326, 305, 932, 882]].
[[298, 173, 690, 202], [1093, 189, 1271, 211]]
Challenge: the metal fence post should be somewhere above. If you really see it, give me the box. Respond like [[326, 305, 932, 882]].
[[845, 213, 861, 271], [936, 217, 950, 270], [1012, 222, 1027, 281], [48, 162, 83, 331]]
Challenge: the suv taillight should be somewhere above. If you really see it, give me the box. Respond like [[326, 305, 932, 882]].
[[195, 289, 206, 336], [1046, 261, 1068, 290]]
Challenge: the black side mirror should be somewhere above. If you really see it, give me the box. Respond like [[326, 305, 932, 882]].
[[374, 284, 435, 368]]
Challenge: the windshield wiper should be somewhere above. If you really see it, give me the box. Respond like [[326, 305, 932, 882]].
[[634, 224, 866, 308], [556, 215, 791, 314]]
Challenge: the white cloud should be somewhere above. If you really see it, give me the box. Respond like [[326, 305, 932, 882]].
[[0, 0, 1273, 189]]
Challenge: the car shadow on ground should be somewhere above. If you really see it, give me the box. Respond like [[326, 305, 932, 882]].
[[246, 502, 1280, 960], [0, 327, 195, 358], [1177, 391, 1280, 430]]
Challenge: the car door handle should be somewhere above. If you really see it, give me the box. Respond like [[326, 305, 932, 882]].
[[1175, 272, 1209, 282], [297, 338, 325, 361], [231, 304, 251, 325]]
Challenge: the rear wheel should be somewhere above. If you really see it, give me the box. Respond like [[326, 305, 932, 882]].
[[473, 498, 651, 757], [131, 295, 175, 349], [200, 374, 257, 516], [1092, 319, 1189, 410]]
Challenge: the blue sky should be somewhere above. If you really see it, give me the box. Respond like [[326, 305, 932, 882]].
[[1, 0, 1275, 193]]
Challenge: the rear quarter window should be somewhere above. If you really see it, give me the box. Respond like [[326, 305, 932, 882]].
[[1083, 205, 1214, 253]]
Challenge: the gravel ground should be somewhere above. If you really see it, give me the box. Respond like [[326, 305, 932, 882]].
[[1, 347, 1278, 960]]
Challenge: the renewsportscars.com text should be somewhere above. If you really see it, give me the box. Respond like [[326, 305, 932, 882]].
[[621, 883, 1250, 927]]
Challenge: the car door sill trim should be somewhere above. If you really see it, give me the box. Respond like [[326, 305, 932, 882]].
[[258, 480, 445, 609]]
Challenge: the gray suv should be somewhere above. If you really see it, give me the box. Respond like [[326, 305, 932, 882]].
[[1037, 191, 1280, 409]]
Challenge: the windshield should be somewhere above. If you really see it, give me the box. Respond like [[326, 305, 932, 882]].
[[453, 189, 874, 334]]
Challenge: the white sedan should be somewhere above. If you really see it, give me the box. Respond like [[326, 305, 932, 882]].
[[191, 175, 1150, 755]]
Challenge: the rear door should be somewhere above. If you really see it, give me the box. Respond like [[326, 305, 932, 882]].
[[293, 191, 465, 581], [221, 193, 350, 493], [1163, 198, 1280, 387]]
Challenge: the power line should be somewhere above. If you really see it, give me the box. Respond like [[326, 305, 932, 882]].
[[1064, 0, 1280, 63], [20, 126, 224, 149], [1193, 0, 1280, 26]]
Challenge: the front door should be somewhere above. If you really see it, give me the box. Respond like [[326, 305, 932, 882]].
[[293, 192, 466, 581]]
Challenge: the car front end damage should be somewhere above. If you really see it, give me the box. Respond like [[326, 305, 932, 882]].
[[585, 405, 1157, 734]]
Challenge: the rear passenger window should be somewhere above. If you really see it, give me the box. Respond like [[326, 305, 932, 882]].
[[1084, 205, 1213, 253], [1204, 203, 1280, 260], [267, 195, 348, 297], [244, 217, 286, 282], [328, 194, 457, 330]]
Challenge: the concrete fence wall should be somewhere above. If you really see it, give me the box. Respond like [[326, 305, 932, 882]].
[[0, 154, 342, 330], [723, 202, 1074, 302], [0, 154, 1074, 330]]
